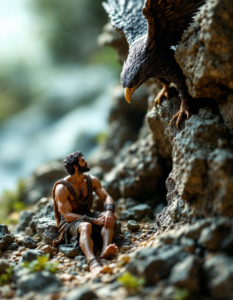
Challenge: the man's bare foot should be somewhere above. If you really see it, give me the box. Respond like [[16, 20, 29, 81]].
[[88, 258, 102, 277], [100, 243, 118, 259]]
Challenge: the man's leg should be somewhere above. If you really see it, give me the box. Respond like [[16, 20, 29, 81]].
[[97, 212, 118, 259], [78, 222, 102, 276]]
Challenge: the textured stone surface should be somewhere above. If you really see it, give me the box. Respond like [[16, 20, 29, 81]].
[[0, 259, 10, 275], [0, 224, 15, 252], [127, 245, 189, 285], [175, 0, 233, 100], [15, 211, 35, 233], [16, 271, 62, 296], [21, 250, 45, 263], [66, 287, 98, 300], [149, 105, 233, 230], [121, 204, 154, 221], [59, 246, 83, 258], [127, 220, 140, 231], [169, 256, 201, 292], [204, 253, 233, 299], [29, 201, 59, 245], [22, 237, 37, 249], [25, 160, 66, 204]]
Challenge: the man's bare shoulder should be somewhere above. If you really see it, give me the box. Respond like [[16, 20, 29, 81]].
[[55, 183, 70, 201], [90, 175, 102, 188]]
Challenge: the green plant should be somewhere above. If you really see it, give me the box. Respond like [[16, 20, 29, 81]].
[[117, 272, 145, 294], [173, 288, 190, 300], [143, 215, 153, 223], [0, 179, 27, 225], [0, 267, 13, 286], [95, 130, 109, 145], [22, 255, 58, 274]]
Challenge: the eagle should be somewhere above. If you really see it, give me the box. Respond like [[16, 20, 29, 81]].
[[103, 0, 206, 128]]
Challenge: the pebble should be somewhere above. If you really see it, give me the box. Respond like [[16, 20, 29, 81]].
[[121, 245, 130, 251], [82, 264, 89, 271], [102, 265, 113, 274], [117, 254, 130, 265], [19, 246, 26, 253], [41, 245, 53, 255]]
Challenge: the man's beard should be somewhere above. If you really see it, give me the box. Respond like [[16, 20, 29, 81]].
[[78, 164, 90, 173]]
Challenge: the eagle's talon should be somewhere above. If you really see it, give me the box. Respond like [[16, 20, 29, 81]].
[[154, 84, 170, 107], [170, 101, 190, 129]]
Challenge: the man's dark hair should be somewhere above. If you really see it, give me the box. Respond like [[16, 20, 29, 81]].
[[63, 151, 83, 175]]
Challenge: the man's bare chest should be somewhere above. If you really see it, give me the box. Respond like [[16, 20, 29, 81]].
[[68, 181, 91, 201]]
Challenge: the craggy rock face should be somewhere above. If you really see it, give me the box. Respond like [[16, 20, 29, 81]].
[[175, 0, 233, 100]]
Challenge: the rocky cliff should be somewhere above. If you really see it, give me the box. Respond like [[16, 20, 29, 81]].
[[1, 0, 233, 299]]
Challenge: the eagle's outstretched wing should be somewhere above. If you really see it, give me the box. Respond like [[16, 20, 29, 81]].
[[103, 0, 147, 48], [143, 0, 206, 47]]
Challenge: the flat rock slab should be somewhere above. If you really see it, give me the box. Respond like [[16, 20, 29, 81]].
[[66, 287, 98, 300], [127, 220, 140, 231], [16, 270, 62, 296], [20, 250, 45, 263], [59, 245, 83, 258]]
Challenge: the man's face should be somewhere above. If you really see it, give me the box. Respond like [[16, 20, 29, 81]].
[[77, 156, 90, 173]]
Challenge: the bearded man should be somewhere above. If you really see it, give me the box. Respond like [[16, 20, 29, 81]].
[[52, 151, 118, 276]]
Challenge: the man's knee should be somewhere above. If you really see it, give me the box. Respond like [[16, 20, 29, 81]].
[[79, 222, 92, 234]]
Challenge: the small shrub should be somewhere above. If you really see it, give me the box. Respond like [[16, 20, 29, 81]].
[[173, 288, 190, 300], [22, 254, 58, 274], [95, 130, 109, 145], [0, 179, 27, 225], [117, 272, 145, 294], [0, 267, 13, 286]]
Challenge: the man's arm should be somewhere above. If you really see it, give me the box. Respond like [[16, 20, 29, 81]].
[[55, 184, 105, 225], [55, 184, 83, 223], [92, 177, 115, 228]]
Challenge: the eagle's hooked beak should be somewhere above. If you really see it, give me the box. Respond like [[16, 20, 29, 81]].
[[124, 86, 137, 104]]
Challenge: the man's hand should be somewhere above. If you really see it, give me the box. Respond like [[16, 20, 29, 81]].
[[94, 216, 105, 226], [104, 210, 115, 228]]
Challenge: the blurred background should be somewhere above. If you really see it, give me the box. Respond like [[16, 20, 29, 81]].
[[0, 0, 121, 198]]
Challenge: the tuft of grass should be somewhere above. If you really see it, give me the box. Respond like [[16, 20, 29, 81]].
[[22, 254, 58, 274], [117, 272, 145, 294], [0, 179, 27, 225], [143, 215, 153, 223], [173, 288, 190, 300], [95, 130, 109, 145], [0, 267, 13, 286]]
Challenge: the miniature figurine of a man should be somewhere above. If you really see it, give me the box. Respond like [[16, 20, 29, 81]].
[[52, 151, 118, 276]]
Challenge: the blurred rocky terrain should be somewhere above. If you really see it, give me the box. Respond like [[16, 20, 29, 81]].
[[1, 0, 233, 299]]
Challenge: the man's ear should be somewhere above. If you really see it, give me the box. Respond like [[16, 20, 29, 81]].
[[74, 165, 78, 171]]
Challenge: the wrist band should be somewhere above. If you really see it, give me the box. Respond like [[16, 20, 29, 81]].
[[104, 203, 115, 213], [82, 214, 94, 224]]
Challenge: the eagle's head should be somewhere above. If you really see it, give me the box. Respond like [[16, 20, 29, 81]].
[[121, 36, 152, 103]]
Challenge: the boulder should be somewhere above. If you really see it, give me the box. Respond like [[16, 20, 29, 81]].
[[21, 250, 45, 263], [22, 237, 37, 249], [0, 224, 15, 252], [198, 218, 232, 251], [25, 160, 66, 204], [127, 220, 140, 231], [59, 245, 83, 258], [121, 204, 154, 221], [7, 243, 18, 251], [127, 245, 189, 285], [0, 259, 10, 275], [15, 211, 35, 233], [169, 255, 201, 292], [204, 253, 233, 299], [35, 218, 59, 246], [66, 287, 98, 300], [175, 0, 233, 100], [16, 271, 62, 296]]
